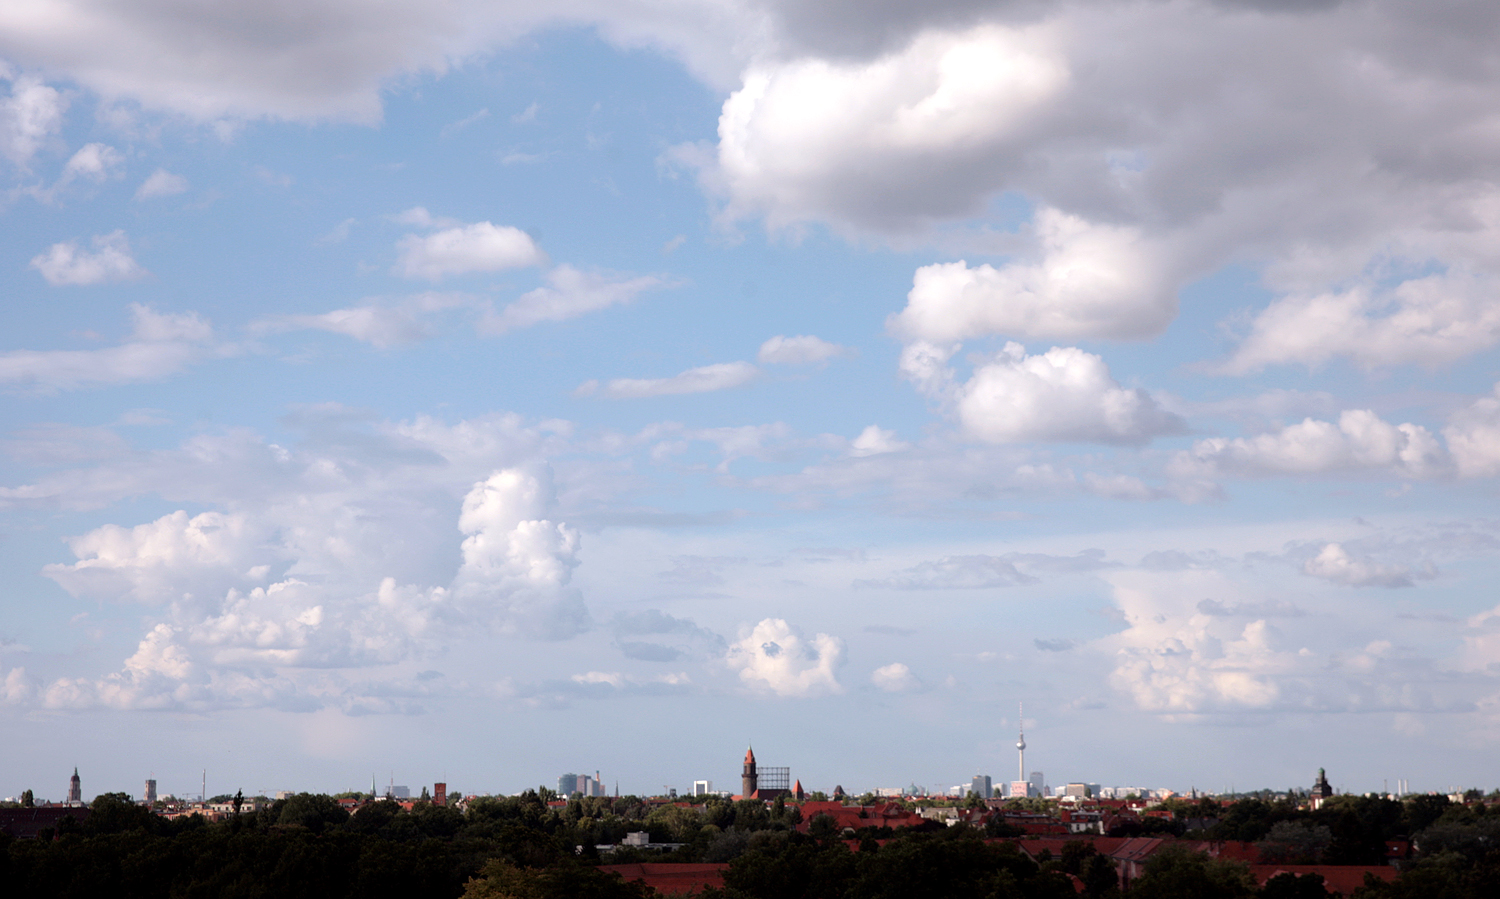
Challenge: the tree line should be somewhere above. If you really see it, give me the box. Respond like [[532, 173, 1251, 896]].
[[3, 789, 1499, 897]]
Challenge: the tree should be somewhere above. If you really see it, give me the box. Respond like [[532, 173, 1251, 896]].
[[20, 789, 32, 808], [1130, 845, 1256, 899], [1261, 872, 1328, 899], [1257, 821, 1333, 864], [274, 791, 350, 832]]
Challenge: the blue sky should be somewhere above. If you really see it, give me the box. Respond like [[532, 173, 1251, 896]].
[[5, 1, 1500, 802]]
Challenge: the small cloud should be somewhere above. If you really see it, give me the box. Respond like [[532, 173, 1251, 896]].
[[479, 265, 665, 335], [1196, 598, 1305, 618], [727, 618, 843, 697], [1034, 638, 1077, 652], [30, 231, 147, 286], [316, 218, 356, 244], [571, 671, 624, 687], [253, 305, 428, 349], [849, 425, 908, 457], [857, 555, 1037, 590], [1302, 542, 1434, 588], [395, 221, 545, 281], [871, 662, 920, 692], [581, 361, 759, 399], [512, 102, 539, 124], [618, 641, 685, 662], [134, 168, 189, 200], [500, 151, 546, 166], [60, 143, 123, 185], [253, 165, 292, 187], [387, 206, 459, 229], [662, 235, 686, 254], [440, 107, 490, 137], [758, 334, 849, 366]]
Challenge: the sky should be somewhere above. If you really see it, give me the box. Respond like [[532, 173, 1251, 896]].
[[4, 0, 1500, 803]]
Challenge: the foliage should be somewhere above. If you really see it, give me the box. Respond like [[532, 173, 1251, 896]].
[[1129, 844, 1256, 899], [462, 859, 655, 899]]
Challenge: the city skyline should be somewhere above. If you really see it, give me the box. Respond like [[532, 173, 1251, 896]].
[[5, 2, 1500, 798]]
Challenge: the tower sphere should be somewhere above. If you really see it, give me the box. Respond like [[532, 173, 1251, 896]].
[[1016, 738, 1026, 750]]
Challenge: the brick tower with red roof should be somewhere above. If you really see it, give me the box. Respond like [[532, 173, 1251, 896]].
[[742, 747, 757, 798]]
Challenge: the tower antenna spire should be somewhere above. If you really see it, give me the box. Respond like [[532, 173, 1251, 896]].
[[1016, 702, 1026, 786]]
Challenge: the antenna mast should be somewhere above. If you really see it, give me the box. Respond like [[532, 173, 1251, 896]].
[[1016, 702, 1026, 785]]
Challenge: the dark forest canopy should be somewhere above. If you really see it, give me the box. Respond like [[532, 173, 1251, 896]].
[[2, 791, 1499, 898]]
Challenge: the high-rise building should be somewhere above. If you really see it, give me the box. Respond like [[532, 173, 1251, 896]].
[[971, 775, 993, 799], [144, 779, 158, 806], [1029, 771, 1045, 798], [433, 782, 446, 806], [1009, 780, 1031, 798], [558, 773, 601, 798], [692, 780, 713, 796], [67, 768, 81, 804]]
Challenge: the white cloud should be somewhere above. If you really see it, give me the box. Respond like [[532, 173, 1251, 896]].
[[480, 265, 664, 334], [1444, 384, 1500, 479], [451, 467, 588, 639], [1101, 566, 1459, 715], [1302, 542, 1432, 589], [727, 617, 843, 697], [0, 74, 66, 168], [890, 210, 1177, 343], [848, 425, 907, 457], [395, 220, 545, 281], [857, 554, 1036, 590], [134, 168, 188, 200], [58, 142, 122, 184], [1104, 570, 1309, 713], [1223, 271, 1500, 372], [916, 342, 1182, 445], [0, 303, 219, 391], [1174, 410, 1448, 479], [30, 230, 146, 285], [578, 361, 759, 399], [871, 662, 919, 693], [757, 334, 848, 366], [388, 206, 461, 229], [0, 2, 755, 123], [26, 441, 594, 710], [255, 305, 429, 349], [43, 509, 264, 605], [708, 22, 1069, 232]]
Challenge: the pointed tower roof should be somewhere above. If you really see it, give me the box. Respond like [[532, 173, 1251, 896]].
[[744, 746, 756, 764], [793, 779, 804, 800]]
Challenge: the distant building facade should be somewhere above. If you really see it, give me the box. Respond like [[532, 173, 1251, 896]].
[[558, 773, 604, 798], [67, 768, 82, 806], [971, 775, 993, 799], [144, 779, 157, 806]]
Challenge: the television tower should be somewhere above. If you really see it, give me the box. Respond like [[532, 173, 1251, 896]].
[[1016, 702, 1026, 784]]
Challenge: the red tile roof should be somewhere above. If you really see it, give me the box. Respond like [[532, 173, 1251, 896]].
[[1250, 865, 1397, 895], [599, 863, 728, 895]]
